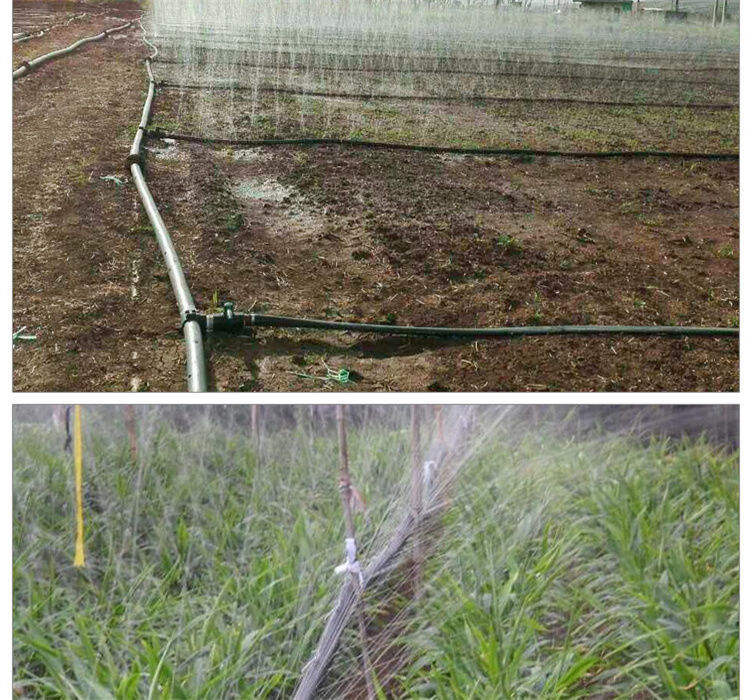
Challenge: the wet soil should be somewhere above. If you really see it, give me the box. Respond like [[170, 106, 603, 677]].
[[145, 139, 739, 392]]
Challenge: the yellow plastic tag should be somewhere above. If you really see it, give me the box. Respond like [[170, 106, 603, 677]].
[[73, 406, 85, 568]]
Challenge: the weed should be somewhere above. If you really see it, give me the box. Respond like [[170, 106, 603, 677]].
[[530, 291, 543, 325], [497, 234, 523, 254], [323, 307, 342, 318], [225, 212, 244, 233]]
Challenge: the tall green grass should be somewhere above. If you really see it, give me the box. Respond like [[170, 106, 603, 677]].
[[13, 419, 738, 699], [399, 437, 739, 699]]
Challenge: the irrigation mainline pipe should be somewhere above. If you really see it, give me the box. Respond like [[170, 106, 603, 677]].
[[192, 310, 738, 339], [146, 130, 739, 160], [13, 31, 43, 44], [13, 12, 90, 43], [155, 82, 739, 111], [12, 20, 133, 80], [128, 57, 207, 392]]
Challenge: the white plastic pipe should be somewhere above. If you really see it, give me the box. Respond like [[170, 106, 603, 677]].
[[129, 58, 208, 391], [13, 22, 133, 80]]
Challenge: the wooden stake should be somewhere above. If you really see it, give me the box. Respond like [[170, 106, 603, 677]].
[[64, 406, 72, 453], [251, 405, 259, 445], [124, 406, 137, 465], [434, 405, 444, 446], [336, 406, 376, 700], [410, 406, 423, 594], [712, 0, 719, 26], [128, 407, 147, 570]]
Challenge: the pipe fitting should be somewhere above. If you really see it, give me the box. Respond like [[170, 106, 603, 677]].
[[126, 152, 144, 168], [186, 310, 248, 334]]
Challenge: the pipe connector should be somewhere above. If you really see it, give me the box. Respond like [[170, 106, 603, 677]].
[[126, 152, 144, 168], [183, 307, 248, 334]]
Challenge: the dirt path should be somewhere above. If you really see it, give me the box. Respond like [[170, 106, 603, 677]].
[[13, 1, 188, 391]]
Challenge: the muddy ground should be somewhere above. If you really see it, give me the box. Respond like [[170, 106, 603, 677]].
[[13, 0, 739, 391]]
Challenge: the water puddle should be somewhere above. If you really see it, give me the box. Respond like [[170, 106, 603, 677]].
[[232, 177, 293, 203], [147, 138, 183, 161]]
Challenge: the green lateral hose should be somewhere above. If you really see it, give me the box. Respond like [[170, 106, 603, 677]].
[[147, 130, 738, 160], [200, 311, 738, 338]]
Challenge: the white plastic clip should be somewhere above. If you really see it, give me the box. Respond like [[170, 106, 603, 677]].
[[335, 537, 364, 588]]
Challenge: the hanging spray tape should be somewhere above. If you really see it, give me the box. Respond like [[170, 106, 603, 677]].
[[335, 537, 364, 588]]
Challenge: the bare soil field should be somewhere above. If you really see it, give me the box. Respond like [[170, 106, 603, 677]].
[[12, 0, 739, 391]]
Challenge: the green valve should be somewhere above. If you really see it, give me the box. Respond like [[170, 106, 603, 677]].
[[327, 368, 350, 384], [223, 301, 234, 320], [293, 367, 352, 384]]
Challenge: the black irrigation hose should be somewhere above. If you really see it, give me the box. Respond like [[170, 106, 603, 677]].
[[157, 81, 738, 110], [242, 314, 739, 339], [147, 129, 739, 160], [152, 45, 739, 73], [152, 57, 738, 88], [151, 24, 737, 52], [12, 20, 133, 80], [153, 41, 739, 74], [195, 311, 738, 340]]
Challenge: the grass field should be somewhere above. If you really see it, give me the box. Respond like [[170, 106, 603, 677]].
[[13, 412, 738, 698]]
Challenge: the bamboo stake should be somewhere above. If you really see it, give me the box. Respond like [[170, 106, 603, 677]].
[[293, 410, 474, 699], [124, 406, 137, 465], [336, 406, 376, 700], [434, 405, 444, 446], [251, 405, 259, 445], [721, 0, 727, 24], [410, 406, 423, 595], [128, 408, 148, 571], [64, 406, 72, 453], [712, 0, 719, 26]]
